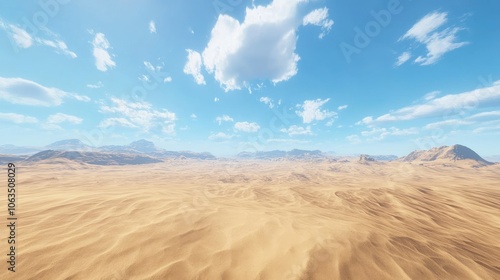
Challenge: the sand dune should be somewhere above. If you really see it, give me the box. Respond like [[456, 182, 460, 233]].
[[1, 160, 499, 279]]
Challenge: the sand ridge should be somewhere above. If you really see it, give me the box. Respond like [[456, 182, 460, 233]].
[[1, 160, 499, 279]]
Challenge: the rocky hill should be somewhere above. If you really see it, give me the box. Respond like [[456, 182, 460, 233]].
[[401, 145, 492, 166]]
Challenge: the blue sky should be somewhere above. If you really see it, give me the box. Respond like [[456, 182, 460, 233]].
[[1, 0, 499, 156]]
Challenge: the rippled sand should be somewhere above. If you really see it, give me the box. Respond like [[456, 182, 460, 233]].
[[1, 159, 499, 279]]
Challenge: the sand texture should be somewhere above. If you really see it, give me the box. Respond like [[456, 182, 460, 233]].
[[1, 160, 499, 279]]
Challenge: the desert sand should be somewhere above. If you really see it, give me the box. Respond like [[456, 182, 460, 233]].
[[1, 159, 499, 279]]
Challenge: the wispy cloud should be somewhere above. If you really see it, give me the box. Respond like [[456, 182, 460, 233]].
[[0, 77, 90, 106], [0, 19, 76, 58], [302, 7, 334, 39], [359, 82, 500, 123], [86, 81, 103, 89], [397, 11, 468, 66], [47, 113, 83, 124], [208, 132, 234, 141], [0, 112, 38, 124], [92, 33, 116, 71], [259, 97, 275, 109], [337, 105, 348, 111]]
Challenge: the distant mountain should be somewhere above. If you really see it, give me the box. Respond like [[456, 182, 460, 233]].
[[0, 145, 42, 155], [401, 144, 492, 165], [46, 139, 93, 151], [0, 154, 29, 164], [358, 154, 376, 163], [237, 149, 326, 160], [371, 155, 398, 161], [26, 150, 162, 165]]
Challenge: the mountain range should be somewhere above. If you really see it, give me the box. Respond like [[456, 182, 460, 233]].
[[0, 140, 496, 166]]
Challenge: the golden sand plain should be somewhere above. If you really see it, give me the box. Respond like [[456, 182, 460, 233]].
[[1, 159, 499, 280]]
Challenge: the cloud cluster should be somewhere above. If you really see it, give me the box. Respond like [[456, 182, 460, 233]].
[[0, 113, 38, 124], [296, 98, 337, 124], [215, 115, 234, 125], [0, 77, 90, 106], [99, 98, 176, 134], [184, 0, 333, 91], [397, 11, 468, 66]]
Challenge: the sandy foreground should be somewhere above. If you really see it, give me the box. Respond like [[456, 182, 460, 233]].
[[1, 159, 499, 280]]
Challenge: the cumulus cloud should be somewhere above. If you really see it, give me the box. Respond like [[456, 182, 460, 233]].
[[296, 98, 337, 123], [398, 11, 468, 66], [185, 0, 333, 91], [215, 115, 234, 125], [280, 125, 312, 136], [0, 77, 90, 106], [99, 97, 176, 134], [0, 112, 38, 124], [92, 33, 116, 71], [149, 20, 157, 33], [47, 113, 83, 124], [302, 7, 334, 39], [183, 49, 205, 85], [234, 121, 260, 132]]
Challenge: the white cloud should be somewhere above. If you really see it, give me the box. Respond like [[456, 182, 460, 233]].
[[190, 114, 197, 119], [302, 7, 334, 39], [208, 132, 234, 141], [9, 25, 33, 48], [87, 81, 103, 89], [214, 97, 220, 102], [0, 113, 38, 124], [346, 134, 361, 144], [395, 51, 411, 67], [423, 90, 440, 101], [0, 20, 76, 58], [138, 75, 150, 82], [259, 97, 275, 109], [144, 61, 156, 72], [149, 20, 157, 33], [47, 113, 83, 124], [399, 11, 467, 65], [366, 82, 500, 123], [361, 127, 418, 141], [164, 76, 172, 83], [0, 77, 90, 106], [196, 0, 332, 91], [234, 121, 260, 132], [36, 38, 77, 58], [337, 105, 348, 111], [356, 116, 373, 125], [215, 115, 234, 125], [424, 119, 472, 130], [183, 49, 205, 85], [280, 125, 312, 136], [92, 33, 116, 71], [99, 97, 176, 134], [99, 118, 137, 129], [296, 98, 337, 123]]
